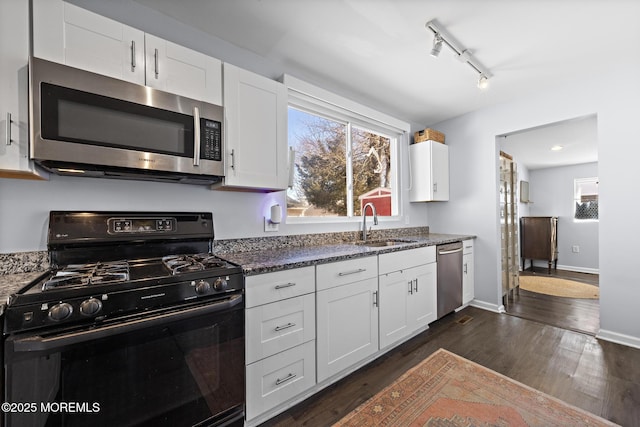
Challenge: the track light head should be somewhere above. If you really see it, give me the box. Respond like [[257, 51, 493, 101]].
[[477, 74, 489, 90], [430, 33, 443, 58]]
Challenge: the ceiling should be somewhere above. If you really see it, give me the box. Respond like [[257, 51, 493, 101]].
[[499, 115, 598, 170], [132, 0, 638, 168]]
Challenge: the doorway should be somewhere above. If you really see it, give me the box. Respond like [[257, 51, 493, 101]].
[[497, 115, 600, 335]]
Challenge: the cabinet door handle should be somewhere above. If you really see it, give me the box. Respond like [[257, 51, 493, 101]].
[[274, 282, 295, 290], [434, 182, 437, 192], [408, 280, 413, 295], [230, 148, 235, 170], [275, 373, 297, 386], [414, 278, 418, 293], [6, 112, 12, 146], [464, 263, 468, 274], [373, 291, 378, 307], [193, 106, 200, 166], [130, 40, 136, 70], [338, 268, 366, 277], [274, 322, 296, 332], [154, 48, 159, 78]]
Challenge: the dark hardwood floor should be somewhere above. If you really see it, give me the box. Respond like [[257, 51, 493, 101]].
[[261, 306, 640, 427], [506, 267, 600, 335]]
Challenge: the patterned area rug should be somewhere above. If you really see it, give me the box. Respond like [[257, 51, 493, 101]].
[[519, 275, 599, 299], [333, 349, 616, 426]]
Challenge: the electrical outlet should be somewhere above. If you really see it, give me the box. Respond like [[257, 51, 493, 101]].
[[264, 217, 279, 232], [572, 245, 580, 253]]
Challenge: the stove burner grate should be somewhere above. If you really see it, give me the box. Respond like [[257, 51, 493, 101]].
[[162, 253, 226, 275], [43, 261, 130, 290]]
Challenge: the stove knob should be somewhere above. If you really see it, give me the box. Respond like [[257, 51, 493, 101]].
[[49, 302, 73, 321], [80, 298, 103, 316], [213, 278, 228, 292], [195, 280, 211, 295]]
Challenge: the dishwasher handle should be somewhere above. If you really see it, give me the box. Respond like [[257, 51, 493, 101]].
[[438, 247, 463, 255]]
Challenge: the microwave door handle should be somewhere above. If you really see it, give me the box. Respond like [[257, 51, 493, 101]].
[[193, 106, 200, 166]]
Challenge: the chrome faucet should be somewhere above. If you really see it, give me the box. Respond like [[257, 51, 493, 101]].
[[361, 202, 378, 242]]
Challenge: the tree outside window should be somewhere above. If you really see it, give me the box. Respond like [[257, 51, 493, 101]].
[[287, 107, 395, 218]]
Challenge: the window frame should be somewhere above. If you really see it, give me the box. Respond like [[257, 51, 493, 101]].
[[573, 177, 599, 222], [284, 75, 408, 224]]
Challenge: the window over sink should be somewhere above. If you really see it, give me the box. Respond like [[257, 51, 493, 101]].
[[284, 76, 407, 222]]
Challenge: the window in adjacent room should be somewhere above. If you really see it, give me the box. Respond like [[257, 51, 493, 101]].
[[574, 177, 599, 221], [287, 106, 398, 219]]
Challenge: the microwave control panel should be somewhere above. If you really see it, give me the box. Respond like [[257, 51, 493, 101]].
[[201, 119, 222, 161]]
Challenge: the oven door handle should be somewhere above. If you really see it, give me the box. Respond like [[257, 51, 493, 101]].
[[12, 294, 243, 353]]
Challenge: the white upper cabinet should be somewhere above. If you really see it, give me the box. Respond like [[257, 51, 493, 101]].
[[32, 1, 221, 104], [219, 63, 288, 191], [0, 0, 47, 179], [32, 1, 145, 85], [144, 34, 222, 105], [409, 140, 449, 201]]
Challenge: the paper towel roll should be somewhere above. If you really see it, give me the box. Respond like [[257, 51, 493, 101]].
[[270, 204, 282, 224]]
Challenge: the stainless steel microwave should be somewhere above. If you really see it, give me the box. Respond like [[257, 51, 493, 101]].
[[29, 57, 224, 184]]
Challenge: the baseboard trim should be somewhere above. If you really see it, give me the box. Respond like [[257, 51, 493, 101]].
[[469, 299, 503, 313], [528, 261, 599, 275], [596, 329, 640, 350], [556, 264, 599, 275]]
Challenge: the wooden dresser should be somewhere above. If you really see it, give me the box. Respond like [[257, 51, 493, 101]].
[[520, 216, 558, 274]]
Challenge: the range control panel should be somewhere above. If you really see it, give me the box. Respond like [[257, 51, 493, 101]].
[[108, 217, 176, 234]]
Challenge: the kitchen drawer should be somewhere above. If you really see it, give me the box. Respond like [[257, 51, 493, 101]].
[[246, 293, 315, 364], [316, 256, 378, 291], [379, 246, 436, 275], [245, 266, 315, 308], [246, 340, 316, 421], [463, 239, 474, 255]]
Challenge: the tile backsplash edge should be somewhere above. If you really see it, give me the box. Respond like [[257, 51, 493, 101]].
[[0, 227, 429, 274]]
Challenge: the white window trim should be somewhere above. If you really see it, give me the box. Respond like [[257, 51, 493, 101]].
[[283, 75, 409, 224], [573, 177, 599, 223]]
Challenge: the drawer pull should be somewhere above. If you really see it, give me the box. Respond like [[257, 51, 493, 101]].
[[275, 282, 296, 290], [275, 372, 297, 386], [274, 322, 296, 332], [338, 268, 366, 277]]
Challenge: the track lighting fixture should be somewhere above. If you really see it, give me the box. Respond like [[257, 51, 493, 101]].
[[426, 19, 493, 89], [477, 74, 489, 90], [430, 33, 443, 58]]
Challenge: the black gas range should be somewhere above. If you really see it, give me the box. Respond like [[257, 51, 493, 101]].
[[4, 212, 243, 334], [3, 212, 245, 427]]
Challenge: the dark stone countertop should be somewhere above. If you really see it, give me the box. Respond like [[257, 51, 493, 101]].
[[0, 271, 47, 312], [217, 233, 474, 275]]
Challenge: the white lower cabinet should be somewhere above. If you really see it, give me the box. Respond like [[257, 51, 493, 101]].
[[246, 340, 315, 421], [379, 247, 437, 349], [316, 257, 379, 383], [245, 267, 315, 422], [462, 239, 475, 305]]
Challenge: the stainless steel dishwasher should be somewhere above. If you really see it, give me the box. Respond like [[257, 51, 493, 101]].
[[436, 241, 463, 319]]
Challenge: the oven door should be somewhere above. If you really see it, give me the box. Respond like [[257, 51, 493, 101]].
[[3, 295, 244, 427]]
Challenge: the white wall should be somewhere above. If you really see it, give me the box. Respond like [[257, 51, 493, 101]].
[[428, 68, 640, 348], [528, 162, 599, 273], [0, 0, 429, 253]]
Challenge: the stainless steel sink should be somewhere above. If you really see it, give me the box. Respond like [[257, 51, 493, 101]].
[[354, 239, 417, 247]]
